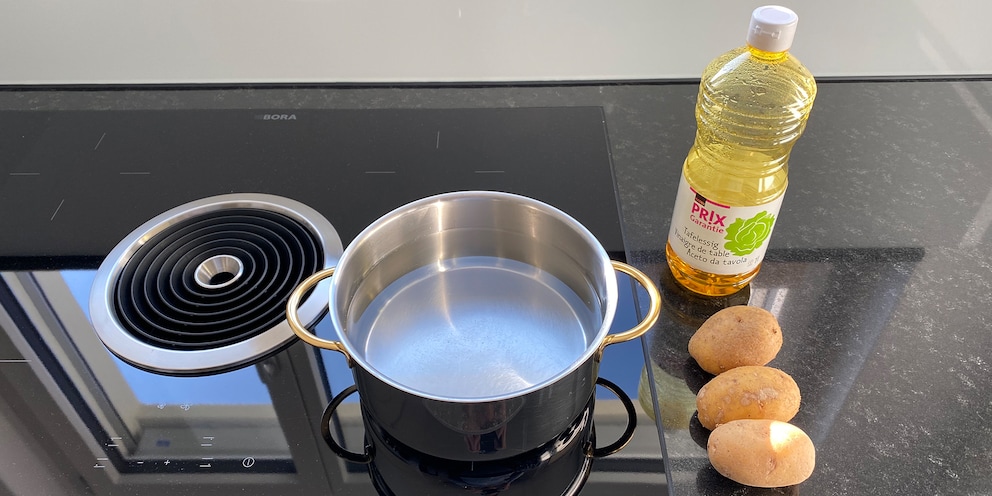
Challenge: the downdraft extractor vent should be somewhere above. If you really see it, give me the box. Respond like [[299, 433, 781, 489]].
[[89, 194, 342, 376]]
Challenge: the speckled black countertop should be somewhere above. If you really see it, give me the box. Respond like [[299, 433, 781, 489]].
[[2, 81, 990, 495]]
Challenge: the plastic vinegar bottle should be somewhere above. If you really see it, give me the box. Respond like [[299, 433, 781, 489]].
[[665, 5, 817, 296]]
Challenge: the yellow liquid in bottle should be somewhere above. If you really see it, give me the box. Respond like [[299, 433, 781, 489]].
[[667, 46, 816, 296]]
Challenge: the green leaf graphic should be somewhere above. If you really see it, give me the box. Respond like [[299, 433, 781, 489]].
[[724, 211, 776, 256]]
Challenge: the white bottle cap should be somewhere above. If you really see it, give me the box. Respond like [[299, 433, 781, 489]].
[[746, 5, 799, 53]]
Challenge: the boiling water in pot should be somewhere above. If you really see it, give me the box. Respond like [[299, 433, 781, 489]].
[[348, 256, 598, 400]]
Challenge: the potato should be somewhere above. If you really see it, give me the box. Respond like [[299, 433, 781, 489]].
[[688, 305, 782, 375], [696, 365, 800, 430], [707, 419, 815, 487]]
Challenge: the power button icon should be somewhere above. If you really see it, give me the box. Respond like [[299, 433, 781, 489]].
[[242, 457, 255, 468]]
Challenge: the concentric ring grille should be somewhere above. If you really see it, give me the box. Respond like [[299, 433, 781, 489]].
[[89, 194, 342, 376], [113, 209, 321, 350]]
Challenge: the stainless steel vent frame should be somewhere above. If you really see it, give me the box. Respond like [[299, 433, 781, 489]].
[[89, 193, 343, 376]]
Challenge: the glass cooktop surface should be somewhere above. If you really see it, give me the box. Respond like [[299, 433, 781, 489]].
[[0, 107, 668, 495]]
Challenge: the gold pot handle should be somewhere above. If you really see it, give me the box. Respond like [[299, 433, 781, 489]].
[[597, 261, 662, 358], [285, 267, 353, 366]]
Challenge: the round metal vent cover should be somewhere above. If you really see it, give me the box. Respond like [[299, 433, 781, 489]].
[[89, 193, 342, 376]]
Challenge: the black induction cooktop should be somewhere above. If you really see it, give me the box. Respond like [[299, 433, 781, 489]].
[[0, 106, 667, 496], [0, 107, 625, 267]]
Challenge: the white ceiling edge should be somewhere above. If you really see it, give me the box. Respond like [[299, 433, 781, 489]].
[[1, 0, 989, 86]]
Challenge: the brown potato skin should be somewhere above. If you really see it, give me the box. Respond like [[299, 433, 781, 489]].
[[707, 419, 815, 488], [696, 365, 801, 430], [688, 305, 782, 375]]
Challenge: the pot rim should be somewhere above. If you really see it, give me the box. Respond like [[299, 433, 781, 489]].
[[328, 190, 619, 403]]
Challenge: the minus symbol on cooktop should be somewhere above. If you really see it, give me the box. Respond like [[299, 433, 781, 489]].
[[94, 132, 107, 150], [50, 199, 65, 221], [365, 170, 396, 174], [120, 171, 151, 175], [474, 170, 505, 174], [9, 172, 40, 176]]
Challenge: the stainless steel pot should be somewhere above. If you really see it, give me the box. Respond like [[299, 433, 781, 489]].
[[286, 191, 660, 461]]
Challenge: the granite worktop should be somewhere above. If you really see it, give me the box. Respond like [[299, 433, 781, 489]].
[[2, 80, 990, 495]]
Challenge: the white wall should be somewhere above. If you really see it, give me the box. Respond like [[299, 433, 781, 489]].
[[1, 0, 990, 85]]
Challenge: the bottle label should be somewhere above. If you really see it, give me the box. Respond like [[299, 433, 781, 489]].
[[667, 175, 784, 275]]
